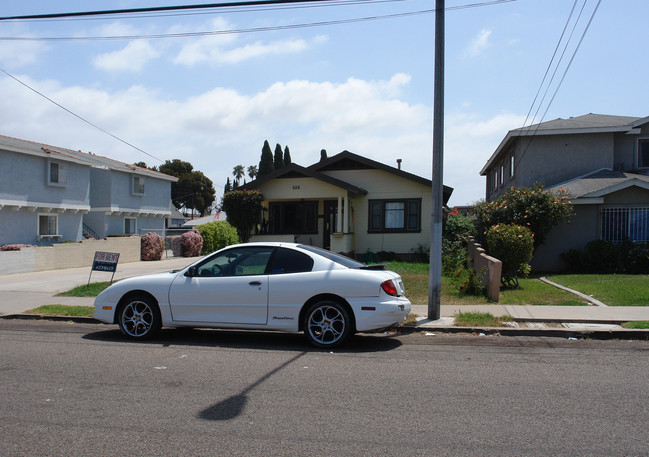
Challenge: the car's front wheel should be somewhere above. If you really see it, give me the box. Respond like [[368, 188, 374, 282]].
[[303, 300, 352, 348], [118, 294, 161, 340]]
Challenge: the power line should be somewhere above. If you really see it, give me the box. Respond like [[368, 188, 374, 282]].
[[0, 1, 517, 42], [0, 67, 164, 163], [513, 0, 601, 176]]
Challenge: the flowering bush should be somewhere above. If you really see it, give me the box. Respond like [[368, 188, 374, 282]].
[[452, 266, 486, 296], [0, 244, 33, 251], [141, 232, 165, 261], [474, 183, 572, 251], [486, 224, 534, 288], [180, 229, 203, 257]]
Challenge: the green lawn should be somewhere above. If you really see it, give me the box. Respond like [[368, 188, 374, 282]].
[[26, 305, 94, 317], [545, 274, 649, 306], [55, 281, 113, 297], [388, 262, 601, 306]]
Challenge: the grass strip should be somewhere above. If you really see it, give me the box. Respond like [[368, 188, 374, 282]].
[[25, 305, 95, 317], [55, 282, 112, 297]]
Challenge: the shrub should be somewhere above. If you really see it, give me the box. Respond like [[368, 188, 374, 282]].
[[197, 221, 239, 255], [141, 232, 164, 261], [180, 229, 203, 257], [474, 183, 572, 251], [486, 224, 534, 288], [443, 212, 475, 243], [442, 240, 468, 276], [451, 266, 486, 296], [221, 190, 263, 242], [561, 239, 649, 274], [1, 244, 32, 251]]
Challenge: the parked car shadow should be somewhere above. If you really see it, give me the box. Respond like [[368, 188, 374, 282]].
[[82, 327, 403, 353]]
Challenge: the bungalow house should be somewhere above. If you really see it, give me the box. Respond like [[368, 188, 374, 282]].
[[240, 150, 453, 259], [0, 134, 177, 246], [480, 113, 649, 271]]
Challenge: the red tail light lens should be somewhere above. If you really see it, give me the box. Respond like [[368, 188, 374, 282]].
[[381, 279, 399, 297]]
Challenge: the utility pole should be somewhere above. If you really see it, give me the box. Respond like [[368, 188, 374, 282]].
[[428, 0, 444, 320]]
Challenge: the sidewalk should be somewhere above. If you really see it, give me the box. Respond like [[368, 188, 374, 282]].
[[1, 259, 648, 338]]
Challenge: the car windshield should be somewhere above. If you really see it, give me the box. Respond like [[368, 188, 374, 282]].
[[298, 245, 364, 269]]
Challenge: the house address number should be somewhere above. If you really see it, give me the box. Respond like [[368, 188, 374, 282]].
[[292, 185, 300, 190]]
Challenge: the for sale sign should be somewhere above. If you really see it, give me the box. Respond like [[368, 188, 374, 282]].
[[92, 251, 120, 272]]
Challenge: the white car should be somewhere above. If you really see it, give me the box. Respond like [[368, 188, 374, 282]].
[[94, 242, 411, 348]]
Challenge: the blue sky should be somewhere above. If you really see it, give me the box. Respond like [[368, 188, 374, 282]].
[[0, 0, 647, 207]]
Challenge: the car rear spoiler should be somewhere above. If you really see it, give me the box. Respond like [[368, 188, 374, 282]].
[[359, 264, 387, 270]]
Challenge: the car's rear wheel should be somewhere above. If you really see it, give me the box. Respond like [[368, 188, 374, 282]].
[[303, 300, 352, 348], [118, 294, 161, 340]]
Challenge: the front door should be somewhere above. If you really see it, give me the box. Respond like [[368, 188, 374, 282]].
[[323, 200, 338, 250]]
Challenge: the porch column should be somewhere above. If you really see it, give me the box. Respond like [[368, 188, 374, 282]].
[[336, 196, 342, 233], [343, 195, 349, 233]]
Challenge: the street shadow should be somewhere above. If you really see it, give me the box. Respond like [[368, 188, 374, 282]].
[[83, 327, 403, 353], [198, 351, 306, 422]]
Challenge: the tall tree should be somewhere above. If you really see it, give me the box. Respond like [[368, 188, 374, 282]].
[[224, 177, 232, 194], [258, 140, 274, 176], [158, 159, 216, 216], [247, 165, 258, 180], [320, 149, 328, 161], [232, 164, 245, 188], [283, 146, 292, 165], [273, 143, 284, 170]]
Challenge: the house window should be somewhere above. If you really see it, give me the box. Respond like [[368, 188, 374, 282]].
[[369, 199, 421, 232], [510, 153, 515, 177], [268, 201, 317, 234], [132, 176, 145, 195], [601, 207, 649, 243], [638, 138, 649, 169], [38, 214, 58, 237], [124, 217, 137, 235], [47, 161, 67, 187], [500, 163, 504, 185]]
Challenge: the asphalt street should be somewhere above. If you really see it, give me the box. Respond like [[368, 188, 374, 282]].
[[1, 319, 648, 456]]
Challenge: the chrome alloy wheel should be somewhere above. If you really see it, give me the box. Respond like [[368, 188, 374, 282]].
[[120, 299, 155, 338], [306, 303, 348, 347]]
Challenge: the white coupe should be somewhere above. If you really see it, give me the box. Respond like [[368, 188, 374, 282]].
[[93, 242, 411, 348]]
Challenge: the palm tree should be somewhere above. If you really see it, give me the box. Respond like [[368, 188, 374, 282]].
[[232, 164, 245, 188], [247, 165, 258, 180]]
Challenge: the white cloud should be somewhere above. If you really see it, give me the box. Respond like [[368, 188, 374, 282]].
[[93, 41, 160, 72], [0, 72, 521, 207], [465, 29, 492, 57]]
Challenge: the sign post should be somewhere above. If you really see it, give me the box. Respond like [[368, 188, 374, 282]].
[[89, 251, 120, 285]]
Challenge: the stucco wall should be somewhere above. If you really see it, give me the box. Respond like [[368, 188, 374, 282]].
[[0, 236, 141, 275]]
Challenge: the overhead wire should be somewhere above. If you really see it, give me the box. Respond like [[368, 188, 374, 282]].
[[512, 0, 601, 176]]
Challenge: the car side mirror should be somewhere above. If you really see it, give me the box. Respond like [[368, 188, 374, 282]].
[[185, 266, 198, 277]]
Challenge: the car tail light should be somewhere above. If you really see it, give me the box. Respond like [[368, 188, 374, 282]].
[[381, 279, 399, 297]]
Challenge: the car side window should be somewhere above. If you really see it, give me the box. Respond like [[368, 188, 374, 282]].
[[196, 246, 274, 277], [269, 247, 314, 274]]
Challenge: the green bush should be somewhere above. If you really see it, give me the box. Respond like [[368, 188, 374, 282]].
[[221, 190, 263, 242], [451, 266, 486, 297], [486, 224, 534, 288], [443, 213, 475, 243], [197, 221, 239, 255], [561, 239, 649, 274], [442, 240, 468, 276]]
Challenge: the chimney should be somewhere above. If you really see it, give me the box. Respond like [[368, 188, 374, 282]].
[[396, 159, 402, 170]]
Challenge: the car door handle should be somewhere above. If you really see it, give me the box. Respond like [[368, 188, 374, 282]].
[[249, 281, 262, 286]]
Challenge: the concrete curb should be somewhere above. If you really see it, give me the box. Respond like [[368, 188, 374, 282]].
[[3, 313, 649, 341]]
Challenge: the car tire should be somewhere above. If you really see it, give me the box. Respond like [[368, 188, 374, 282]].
[[118, 294, 161, 340], [303, 300, 352, 349]]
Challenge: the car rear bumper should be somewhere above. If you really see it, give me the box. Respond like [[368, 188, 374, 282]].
[[350, 296, 412, 332]]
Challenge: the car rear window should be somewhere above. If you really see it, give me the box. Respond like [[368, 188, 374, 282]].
[[270, 247, 314, 274], [297, 245, 364, 269]]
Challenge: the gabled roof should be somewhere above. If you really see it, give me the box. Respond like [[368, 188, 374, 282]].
[[548, 168, 649, 201], [310, 150, 454, 203], [0, 134, 177, 182], [240, 162, 368, 195], [480, 113, 645, 175]]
